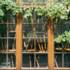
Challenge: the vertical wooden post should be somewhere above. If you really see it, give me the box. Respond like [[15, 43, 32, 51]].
[[48, 18, 54, 70], [16, 0, 23, 70]]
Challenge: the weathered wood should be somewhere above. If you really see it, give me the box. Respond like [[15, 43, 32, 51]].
[[47, 18, 54, 70]]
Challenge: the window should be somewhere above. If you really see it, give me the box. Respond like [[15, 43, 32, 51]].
[[0, 17, 16, 68], [22, 16, 48, 68], [54, 20, 70, 68], [22, 0, 47, 4]]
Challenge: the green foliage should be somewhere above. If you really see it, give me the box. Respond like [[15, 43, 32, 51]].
[[62, 31, 70, 43], [23, 2, 69, 23], [0, 0, 22, 19], [55, 35, 63, 43], [63, 0, 70, 6], [46, 3, 68, 20], [0, 0, 70, 23], [55, 30, 70, 44], [0, 9, 4, 17], [24, 8, 33, 18], [24, 7, 47, 18], [34, 7, 47, 17]]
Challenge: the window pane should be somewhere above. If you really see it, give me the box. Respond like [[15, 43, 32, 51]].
[[23, 38, 47, 52], [23, 24, 32, 37], [22, 0, 47, 3], [0, 39, 7, 50], [8, 24, 16, 32], [8, 54, 16, 67], [0, 54, 6, 67], [36, 54, 48, 67], [35, 0, 47, 4], [0, 24, 7, 37], [64, 53, 70, 67], [8, 38, 16, 49], [22, 0, 32, 3], [22, 54, 34, 67], [55, 54, 62, 67], [0, 53, 16, 67]]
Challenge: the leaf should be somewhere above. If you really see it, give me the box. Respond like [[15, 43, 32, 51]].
[[0, 0, 22, 18], [55, 35, 62, 43], [55, 30, 70, 44], [34, 7, 47, 16], [0, 9, 4, 17], [24, 8, 33, 18], [47, 3, 68, 20]]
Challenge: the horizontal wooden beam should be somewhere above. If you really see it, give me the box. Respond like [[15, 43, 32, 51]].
[[0, 67, 70, 70]]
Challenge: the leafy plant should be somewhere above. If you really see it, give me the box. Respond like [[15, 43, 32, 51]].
[[55, 35, 63, 43], [0, 9, 4, 17], [24, 7, 33, 19], [34, 7, 47, 17], [46, 3, 68, 21], [62, 31, 70, 43], [55, 30, 70, 48], [0, 0, 69, 23], [0, 0, 23, 37], [0, 0, 22, 20], [63, 0, 70, 7], [55, 30, 70, 44], [24, 7, 47, 18], [23, 2, 69, 23]]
